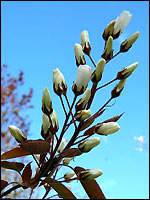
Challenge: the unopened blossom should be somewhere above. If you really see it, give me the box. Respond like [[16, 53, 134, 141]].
[[111, 79, 126, 98], [101, 36, 113, 61], [78, 137, 100, 153], [64, 171, 77, 180], [117, 62, 138, 80], [42, 88, 53, 115], [8, 125, 27, 143], [49, 109, 59, 134], [91, 59, 106, 83], [74, 43, 86, 66], [63, 157, 73, 165], [72, 65, 92, 95], [120, 31, 140, 52], [53, 68, 67, 96], [41, 114, 52, 140], [95, 122, 120, 136], [113, 11, 132, 39], [80, 30, 91, 56], [75, 88, 91, 112], [102, 20, 115, 41], [79, 169, 103, 180], [58, 138, 68, 153], [75, 109, 91, 121]]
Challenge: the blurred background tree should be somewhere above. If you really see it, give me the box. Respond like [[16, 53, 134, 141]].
[[1, 64, 34, 198]]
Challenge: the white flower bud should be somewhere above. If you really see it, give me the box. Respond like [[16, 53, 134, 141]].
[[95, 122, 120, 135], [53, 68, 67, 96], [75, 88, 91, 112], [111, 79, 126, 98], [72, 65, 92, 95], [80, 30, 91, 56], [42, 113, 50, 134], [101, 36, 113, 61], [120, 31, 140, 52], [63, 157, 73, 165], [117, 62, 138, 80], [113, 11, 132, 38], [49, 109, 59, 134], [91, 59, 106, 83], [102, 20, 115, 41], [74, 43, 86, 66], [75, 109, 91, 121], [42, 88, 53, 115], [79, 169, 103, 180], [8, 125, 27, 143], [64, 171, 77, 180], [58, 138, 68, 153], [78, 137, 100, 153]]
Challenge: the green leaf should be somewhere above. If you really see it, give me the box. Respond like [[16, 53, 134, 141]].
[[74, 166, 106, 199], [43, 178, 77, 199], [1, 147, 31, 160], [1, 161, 24, 174]]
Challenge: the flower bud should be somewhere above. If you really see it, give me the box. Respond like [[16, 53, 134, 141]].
[[74, 43, 86, 66], [75, 109, 91, 122], [117, 62, 138, 80], [78, 137, 100, 153], [72, 65, 92, 96], [120, 31, 140, 52], [79, 169, 103, 180], [63, 157, 73, 165], [49, 109, 59, 134], [64, 171, 77, 180], [41, 114, 51, 140], [101, 36, 113, 61], [112, 11, 132, 39], [111, 79, 126, 98], [75, 88, 91, 112], [95, 122, 120, 136], [53, 68, 67, 96], [8, 125, 27, 143], [91, 59, 106, 83], [80, 30, 91, 56], [102, 20, 115, 41], [58, 138, 68, 153], [42, 88, 53, 115]]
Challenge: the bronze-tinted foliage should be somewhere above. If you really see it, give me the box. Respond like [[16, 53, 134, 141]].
[[74, 167, 106, 199], [1, 161, 24, 174]]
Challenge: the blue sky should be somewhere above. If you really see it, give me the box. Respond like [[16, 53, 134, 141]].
[[1, 1, 149, 199]]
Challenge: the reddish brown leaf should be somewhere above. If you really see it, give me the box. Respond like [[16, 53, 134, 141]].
[[19, 139, 50, 154], [1, 161, 24, 173], [58, 148, 82, 159], [1, 147, 31, 160], [74, 167, 106, 199], [43, 178, 77, 199], [80, 118, 95, 131], [102, 112, 124, 123], [83, 126, 96, 136], [1, 180, 8, 191], [22, 162, 32, 185]]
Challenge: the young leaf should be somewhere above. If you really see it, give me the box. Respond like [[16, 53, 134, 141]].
[[1, 180, 8, 191], [58, 148, 82, 159], [83, 126, 96, 136], [22, 162, 32, 185], [19, 139, 50, 154], [74, 166, 106, 199], [1, 161, 24, 174], [1, 147, 31, 160], [43, 178, 77, 199]]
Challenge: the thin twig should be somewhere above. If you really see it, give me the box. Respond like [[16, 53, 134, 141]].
[[1, 184, 22, 198], [96, 78, 117, 91], [106, 51, 120, 63], [88, 54, 97, 68], [59, 95, 67, 116]]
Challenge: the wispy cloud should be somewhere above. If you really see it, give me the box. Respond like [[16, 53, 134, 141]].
[[133, 135, 148, 152]]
